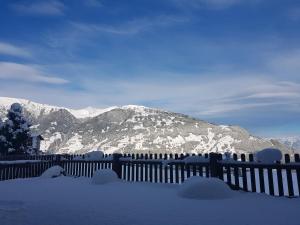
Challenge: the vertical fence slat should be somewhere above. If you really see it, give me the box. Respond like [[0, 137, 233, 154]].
[[258, 167, 265, 193], [131, 163, 135, 182], [226, 165, 232, 188], [295, 154, 300, 196], [180, 163, 185, 183], [241, 154, 248, 192], [164, 164, 168, 183], [249, 154, 256, 192], [186, 164, 191, 178], [127, 163, 130, 181], [284, 155, 294, 197], [267, 167, 275, 196], [233, 154, 239, 189], [169, 163, 174, 183], [159, 163, 163, 183], [175, 163, 179, 184]]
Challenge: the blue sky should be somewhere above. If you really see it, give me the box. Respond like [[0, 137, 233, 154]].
[[0, 0, 300, 137]]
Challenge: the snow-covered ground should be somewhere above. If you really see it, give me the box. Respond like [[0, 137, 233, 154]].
[[0, 176, 299, 225]]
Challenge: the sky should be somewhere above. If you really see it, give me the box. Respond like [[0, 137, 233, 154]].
[[0, 0, 300, 138]]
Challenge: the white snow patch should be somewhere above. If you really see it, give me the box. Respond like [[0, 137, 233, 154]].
[[220, 125, 231, 131], [40, 166, 65, 178], [0, 177, 299, 225], [40, 132, 62, 151], [69, 106, 117, 119], [59, 133, 83, 153], [85, 151, 104, 160], [133, 124, 144, 130], [91, 169, 119, 185], [178, 177, 235, 200]]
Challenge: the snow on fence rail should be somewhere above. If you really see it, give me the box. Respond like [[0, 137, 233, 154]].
[[0, 153, 300, 198]]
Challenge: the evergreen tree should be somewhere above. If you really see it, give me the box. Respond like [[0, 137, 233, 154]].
[[0, 118, 9, 155], [0, 103, 32, 155]]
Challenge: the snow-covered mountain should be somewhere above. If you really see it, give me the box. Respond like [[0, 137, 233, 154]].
[[0, 97, 290, 154], [275, 136, 300, 153], [0, 97, 114, 119]]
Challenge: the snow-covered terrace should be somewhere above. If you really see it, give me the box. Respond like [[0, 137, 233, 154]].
[[0, 176, 299, 225]]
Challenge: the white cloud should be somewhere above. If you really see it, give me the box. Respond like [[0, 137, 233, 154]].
[[0, 42, 31, 58], [0, 62, 68, 84], [12, 0, 65, 16], [267, 50, 300, 75], [70, 15, 188, 35], [71, 72, 300, 117]]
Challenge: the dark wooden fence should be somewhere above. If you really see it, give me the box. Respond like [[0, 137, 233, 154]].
[[1, 153, 300, 197], [0, 161, 58, 180]]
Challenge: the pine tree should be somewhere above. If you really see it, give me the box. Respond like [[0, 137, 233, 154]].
[[0, 103, 32, 155], [0, 118, 9, 155]]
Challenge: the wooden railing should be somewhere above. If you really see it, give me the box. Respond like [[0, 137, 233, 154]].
[[0, 153, 299, 197]]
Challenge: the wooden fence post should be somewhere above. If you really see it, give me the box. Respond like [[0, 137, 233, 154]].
[[112, 153, 122, 179], [209, 153, 221, 178]]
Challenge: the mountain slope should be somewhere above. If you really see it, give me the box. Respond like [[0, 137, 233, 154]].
[[0, 97, 290, 154], [0, 97, 112, 119], [275, 136, 300, 153]]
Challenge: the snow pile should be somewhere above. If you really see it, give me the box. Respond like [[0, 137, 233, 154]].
[[255, 148, 282, 163], [84, 150, 104, 160], [40, 166, 65, 178], [178, 177, 235, 200], [91, 169, 119, 185]]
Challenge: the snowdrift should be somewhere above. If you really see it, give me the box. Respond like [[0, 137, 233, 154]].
[[92, 169, 119, 185], [85, 151, 104, 160], [178, 177, 235, 200], [40, 166, 65, 178]]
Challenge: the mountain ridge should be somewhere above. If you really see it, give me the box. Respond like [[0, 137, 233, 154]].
[[0, 97, 290, 154]]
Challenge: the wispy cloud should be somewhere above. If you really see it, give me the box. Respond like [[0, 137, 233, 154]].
[[0, 42, 31, 58], [171, 0, 243, 10], [267, 50, 300, 75], [70, 71, 300, 117], [84, 0, 103, 7], [0, 62, 68, 84], [11, 0, 65, 16], [287, 7, 300, 20], [71, 15, 188, 35]]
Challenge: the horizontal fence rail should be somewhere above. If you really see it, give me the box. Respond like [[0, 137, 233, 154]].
[[0, 153, 299, 197]]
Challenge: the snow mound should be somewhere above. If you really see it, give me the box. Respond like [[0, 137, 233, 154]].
[[92, 169, 119, 185], [40, 166, 65, 178], [255, 148, 282, 163], [85, 150, 104, 160], [178, 177, 235, 200]]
